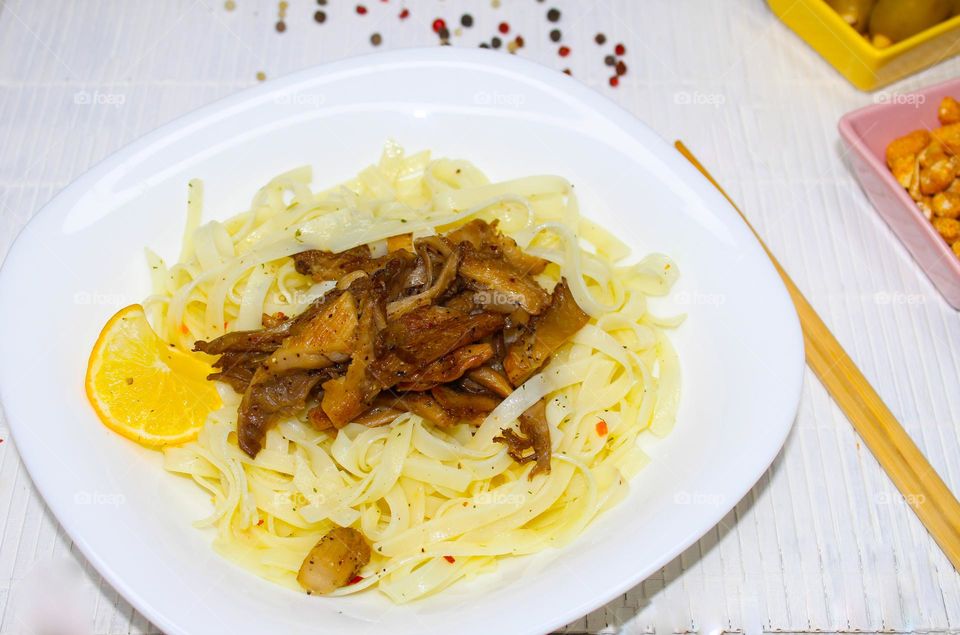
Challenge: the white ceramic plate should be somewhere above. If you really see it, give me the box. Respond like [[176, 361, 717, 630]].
[[0, 49, 803, 635]]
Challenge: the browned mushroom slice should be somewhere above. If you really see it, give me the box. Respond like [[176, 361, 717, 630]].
[[494, 399, 552, 478], [307, 404, 335, 432], [372, 306, 505, 382], [203, 350, 267, 393], [393, 391, 459, 427], [353, 405, 406, 427], [395, 343, 494, 391], [263, 291, 359, 374], [387, 233, 415, 253], [386, 246, 461, 319], [320, 284, 387, 428], [237, 370, 327, 457], [503, 279, 589, 386], [430, 385, 501, 424], [466, 366, 513, 398], [292, 246, 387, 281], [297, 527, 371, 595], [458, 244, 550, 315], [194, 289, 346, 358], [445, 219, 549, 275]]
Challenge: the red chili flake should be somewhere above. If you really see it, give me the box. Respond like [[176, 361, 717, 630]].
[[179, 323, 189, 334], [348, 575, 364, 585], [256, 519, 264, 526], [432, 18, 446, 32], [614, 43, 625, 56], [558, 45, 570, 57], [498, 22, 509, 34], [609, 76, 619, 87], [399, 8, 409, 19], [443, 555, 456, 563], [596, 419, 608, 436], [356, 4, 368, 14]]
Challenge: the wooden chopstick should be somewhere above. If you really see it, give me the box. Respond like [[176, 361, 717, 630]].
[[675, 140, 960, 571]]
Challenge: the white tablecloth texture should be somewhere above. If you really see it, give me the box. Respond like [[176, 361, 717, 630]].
[[2, 1, 960, 633]]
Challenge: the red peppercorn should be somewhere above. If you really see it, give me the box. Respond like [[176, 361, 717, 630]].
[[558, 45, 570, 57], [356, 4, 367, 14], [515, 35, 524, 47], [609, 76, 619, 87], [498, 22, 509, 34], [432, 18, 445, 32], [399, 8, 409, 18], [614, 43, 625, 56]]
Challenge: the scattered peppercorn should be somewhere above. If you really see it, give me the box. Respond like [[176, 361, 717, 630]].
[[609, 76, 619, 87], [438, 26, 450, 39], [558, 45, 570, 57], [595, 33, 606, 45], [314, 10, 326, 22], [371, 32, 382, 45], [549, 28, 561, 42], [399, 7, 409, 19], [615, 60, 627, 76], [461, 13, 473, 27], [562, 68, 572, 75], [275, 20, 286, 32], [225, 0, 236, 11], [498, 22, 510, 34], [491, 36, 502, 48], [356, 4, 367, 14], [432, 18, 445, 32], [256, 71, 266, 81], [615, 43, 626, 55], [514, 35, 524, 47], [547, 7, 561, 22], [479, 42, 490, 48], [604, 54, 615, 66]]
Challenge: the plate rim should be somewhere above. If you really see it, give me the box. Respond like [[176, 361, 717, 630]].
[[0, 47, 805, 635]]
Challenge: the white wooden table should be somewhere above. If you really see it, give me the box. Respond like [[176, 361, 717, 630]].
[[2, 1, 960, 633]]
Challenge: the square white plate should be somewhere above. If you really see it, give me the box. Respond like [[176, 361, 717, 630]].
[[0, 49, 803, 635]]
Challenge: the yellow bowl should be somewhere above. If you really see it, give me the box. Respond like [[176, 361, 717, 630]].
[[767, 0, 960, 91]]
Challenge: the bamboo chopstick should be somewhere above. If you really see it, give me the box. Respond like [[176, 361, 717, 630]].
[[675, 140, 960, 571]]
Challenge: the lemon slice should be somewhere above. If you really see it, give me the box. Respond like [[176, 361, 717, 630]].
[[85, 304, 221, 446]]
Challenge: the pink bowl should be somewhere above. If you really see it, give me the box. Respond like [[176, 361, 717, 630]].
[[839, 77, 960, 309]]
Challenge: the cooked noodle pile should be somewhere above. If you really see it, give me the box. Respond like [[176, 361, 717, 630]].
[[150, 143, 681, 602]]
